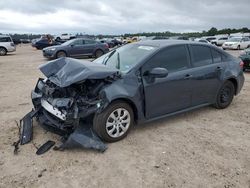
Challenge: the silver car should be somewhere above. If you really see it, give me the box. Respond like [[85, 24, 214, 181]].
[[0, 35, 16, 56]]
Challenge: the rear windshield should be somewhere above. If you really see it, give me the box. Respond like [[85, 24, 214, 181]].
[[0, 37, 12, 42]]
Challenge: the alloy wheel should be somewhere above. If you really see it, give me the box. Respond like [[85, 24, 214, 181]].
[[105, 108, 131, 138]]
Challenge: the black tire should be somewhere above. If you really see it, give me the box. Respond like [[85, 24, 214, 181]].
[[56, 51, 67, 58], [214, 81, 235, 109], [237, 45, 240, 50], [95, 49, 104, 58], [93, 101, 134, 142], [0, 47, 7, 56]]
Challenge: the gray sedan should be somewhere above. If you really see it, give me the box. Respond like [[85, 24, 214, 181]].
[[43, 38, 109, 59]]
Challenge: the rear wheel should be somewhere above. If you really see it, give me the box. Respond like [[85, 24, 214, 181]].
[[95, 49, 104, 58], [0, 47, 7, 56], [214, 81, 235, 109], [56, 51, 67, 58], [93, 101, 134, 142]]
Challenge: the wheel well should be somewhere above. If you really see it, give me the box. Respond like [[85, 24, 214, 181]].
[[95, 49, 104, 54], [0, 46, 7, 51], [57, 50, 67, 56], [111, 98, 138, 122], [227, 78, 238, 95]]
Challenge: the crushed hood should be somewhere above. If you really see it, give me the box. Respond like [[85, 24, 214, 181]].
[[39, 57, 120, 87]]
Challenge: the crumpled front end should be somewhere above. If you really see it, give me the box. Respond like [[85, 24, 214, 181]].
[[32, 78, 106, 135], [17, 58, 122, 153]]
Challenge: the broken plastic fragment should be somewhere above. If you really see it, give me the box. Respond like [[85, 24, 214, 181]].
[[20, 110, 38, 145], [55, 124, 107, 152], [36, 140, 55, 155]]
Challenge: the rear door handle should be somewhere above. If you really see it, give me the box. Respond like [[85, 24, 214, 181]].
[[184, 74, 193, 79]]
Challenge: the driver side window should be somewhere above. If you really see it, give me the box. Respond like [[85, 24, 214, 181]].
[[143, 45, 189, 73]]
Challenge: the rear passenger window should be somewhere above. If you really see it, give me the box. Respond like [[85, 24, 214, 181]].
[[0, 37, 11, 42], [190, 45, 213, 67], [85, 40, 96, 44], [211, 49, 222, 63], [144, 45, 189, 72]]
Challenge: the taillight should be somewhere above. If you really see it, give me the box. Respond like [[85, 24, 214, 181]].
[[105, 43, 109, 48], [239, 61, 244, 69]]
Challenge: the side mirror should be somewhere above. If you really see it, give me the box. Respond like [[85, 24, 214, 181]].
[[145, 67, 168, 78], [70, 44, 74, 47]]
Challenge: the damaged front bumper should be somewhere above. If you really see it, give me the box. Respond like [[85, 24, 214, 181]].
[[19, 78, 108, 152]]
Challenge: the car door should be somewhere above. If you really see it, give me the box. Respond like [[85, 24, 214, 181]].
[[68, 39, 85, 56], [141, 45, 193, 119], [82, 39, 97, 55], [188, 45, 225, 106]]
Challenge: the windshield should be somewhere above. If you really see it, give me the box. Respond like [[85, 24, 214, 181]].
[[228, 37, 241, 42], [93, 43, 157, 73]]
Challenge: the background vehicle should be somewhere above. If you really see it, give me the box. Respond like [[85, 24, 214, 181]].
[[55, 33, 75, 41], [210, 37, 229, 46], [202, 36, 217, 42], [143, 36, 169, 40], [31, 35, 60, 50], [194, 38, 210, 43], [239, 48, 250, 71], [0, 35, 16, 56], [43, 38, 109, 59], [222, 37, 250, 50], [111, 39, 123, 46], [99, 39, 115, 48]]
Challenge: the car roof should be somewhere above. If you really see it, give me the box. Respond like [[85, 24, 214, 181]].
[[136, 39, 211, 48]]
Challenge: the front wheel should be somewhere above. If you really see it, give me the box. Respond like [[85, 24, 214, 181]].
[[0, 47, 7, 56], [214, 81, 235, 109], [56, 51, 67, 58], [93, 101, 134, 142]]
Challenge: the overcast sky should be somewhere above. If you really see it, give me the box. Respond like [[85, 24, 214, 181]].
[[0, 0, 249, 35]]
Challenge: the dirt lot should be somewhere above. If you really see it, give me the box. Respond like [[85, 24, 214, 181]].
[[0, 44, 249, 188]]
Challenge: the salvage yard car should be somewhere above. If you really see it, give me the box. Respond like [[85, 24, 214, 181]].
[[22, 40, 244, 146], [43, 38, 109, 59], [0, 35, 16, 56], [239, 47, 250, 71], [222, 37, 250, 50]]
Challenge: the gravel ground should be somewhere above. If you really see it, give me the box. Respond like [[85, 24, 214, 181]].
[[0, 44, 249, 188]]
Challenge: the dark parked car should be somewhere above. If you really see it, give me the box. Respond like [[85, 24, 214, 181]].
[[239, 48, 250, 71], [43, 38, 109, 59], [99, 39, 115, 48], [32, 37, 60, 50], [111, 39, 123, 46], [24, 40, 244, 145]]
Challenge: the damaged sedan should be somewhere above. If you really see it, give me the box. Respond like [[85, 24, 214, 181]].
[[20, 40, 244, 151]]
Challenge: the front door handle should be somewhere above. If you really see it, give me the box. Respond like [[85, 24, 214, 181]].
[[184, 74, 193, 79]]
